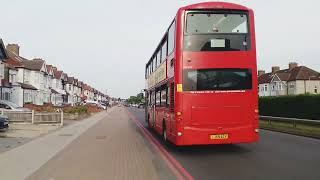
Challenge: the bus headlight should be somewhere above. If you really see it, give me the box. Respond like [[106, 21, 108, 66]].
[[177, 132, 183, 136], [255, 129, 259, 133]]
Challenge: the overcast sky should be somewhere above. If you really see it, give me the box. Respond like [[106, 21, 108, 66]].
[[0, 0, 319, 98]]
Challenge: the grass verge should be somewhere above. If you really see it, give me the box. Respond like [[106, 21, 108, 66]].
[[260, 120, 320, 139]]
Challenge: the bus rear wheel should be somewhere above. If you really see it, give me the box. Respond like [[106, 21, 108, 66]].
[[147, 114, 152, 129], [162, 122, 167, 142]]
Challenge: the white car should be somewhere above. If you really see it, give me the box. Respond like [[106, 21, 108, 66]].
[[0, 100, 31, 112], [85, 101, 106, 110]]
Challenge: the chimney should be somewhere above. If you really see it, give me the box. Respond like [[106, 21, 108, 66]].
[[6, 44, 20, 55], [272, 66, 280, 74], [289, 62, 298, 70], [258, 70, 265, 77]]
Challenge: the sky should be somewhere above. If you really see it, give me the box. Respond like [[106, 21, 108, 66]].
[[0, 0, 319, 98]]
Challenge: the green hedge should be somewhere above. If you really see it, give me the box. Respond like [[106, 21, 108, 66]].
[[259, 94, 320, 120]]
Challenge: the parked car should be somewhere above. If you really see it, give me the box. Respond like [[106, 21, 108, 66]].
[[85, 100, 106, 110], [0, 100, 31, 112], [0, 115, 9, 131]]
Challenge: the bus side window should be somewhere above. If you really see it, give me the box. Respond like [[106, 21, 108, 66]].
[[168, 20, 176, 55], [161, 88, 167, 107], [156, 91, 161, 106]]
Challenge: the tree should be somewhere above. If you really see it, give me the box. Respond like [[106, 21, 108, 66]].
[[127, 94, 144, 104]]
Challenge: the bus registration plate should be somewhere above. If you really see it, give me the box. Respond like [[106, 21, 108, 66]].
[[210, 134, 229, 140]]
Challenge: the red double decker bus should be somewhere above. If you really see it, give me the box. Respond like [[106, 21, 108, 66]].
[[145, 2, 259, 145]]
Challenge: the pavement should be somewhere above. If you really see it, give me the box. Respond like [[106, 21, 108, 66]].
[[28, 107, 175, 180], [0, 110, 108, 180]]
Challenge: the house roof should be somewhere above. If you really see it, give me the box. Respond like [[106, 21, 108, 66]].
[[63, 73, 68, 80], [21, 59, 45, 71], [18, 83, 37, 90], [46, 65, 53, 72], [5, 48, 28, 64], [5, 58, 23, 67], [259, 66, 320, 84], [67, 77, 74, 84], [54, 70, 63, 79]]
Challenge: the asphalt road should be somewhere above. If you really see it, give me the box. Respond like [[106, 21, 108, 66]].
[[128, 107, 320, 180]]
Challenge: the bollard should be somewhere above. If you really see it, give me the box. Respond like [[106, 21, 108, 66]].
[[60, 111, 64, 126], [31, 110, 35, 124]]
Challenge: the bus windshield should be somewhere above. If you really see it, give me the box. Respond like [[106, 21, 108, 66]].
[[184, 11, 250, 51], [186, 13, 248, 34]]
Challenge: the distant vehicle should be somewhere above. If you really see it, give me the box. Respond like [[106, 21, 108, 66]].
[[144, 2, 259, 145], [0, 115, 9, 131], [0, 100, 31, 112], [118, 104, 121, 107], [85, 100, 106, 110], [138, 103, 145, 109]]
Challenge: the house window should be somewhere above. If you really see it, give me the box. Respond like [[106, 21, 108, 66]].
[[24, 90, 32, 103], [24, 70, 31, 83], [264, 84, 268, 91], [289, 82, 295, 89], [9, 73, 15, 83], [315, 87, 318, 94]]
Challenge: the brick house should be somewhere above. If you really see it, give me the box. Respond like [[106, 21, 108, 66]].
[[4, 44, 40, 106], [66, 76, 75, 105], [51, 67, 65, 106], [258, 62, 320, 97]]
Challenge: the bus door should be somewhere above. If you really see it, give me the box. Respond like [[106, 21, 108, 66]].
[[152, 104, 156, 127], [145, 91, 149, 122], [151, 91, 156, 127]]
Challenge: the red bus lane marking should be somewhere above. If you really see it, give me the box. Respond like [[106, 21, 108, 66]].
[[125, 110, 184, 180], [125, 109, 194, 180]]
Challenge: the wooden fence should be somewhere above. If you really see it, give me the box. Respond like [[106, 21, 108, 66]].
[[2, 110, 63, 126]]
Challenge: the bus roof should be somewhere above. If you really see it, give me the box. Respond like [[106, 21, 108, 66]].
[[180, 2, 250, 11]]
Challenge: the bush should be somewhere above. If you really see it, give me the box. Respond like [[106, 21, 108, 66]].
[[259, 94, 320, 119], [64, 106, 88, 114]]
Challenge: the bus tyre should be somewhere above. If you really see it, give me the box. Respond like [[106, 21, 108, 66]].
[[163, 122, 167, 143], [147, 114, 151, 129]]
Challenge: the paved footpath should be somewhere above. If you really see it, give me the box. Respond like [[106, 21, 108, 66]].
[[26, 107, 174, 180]]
